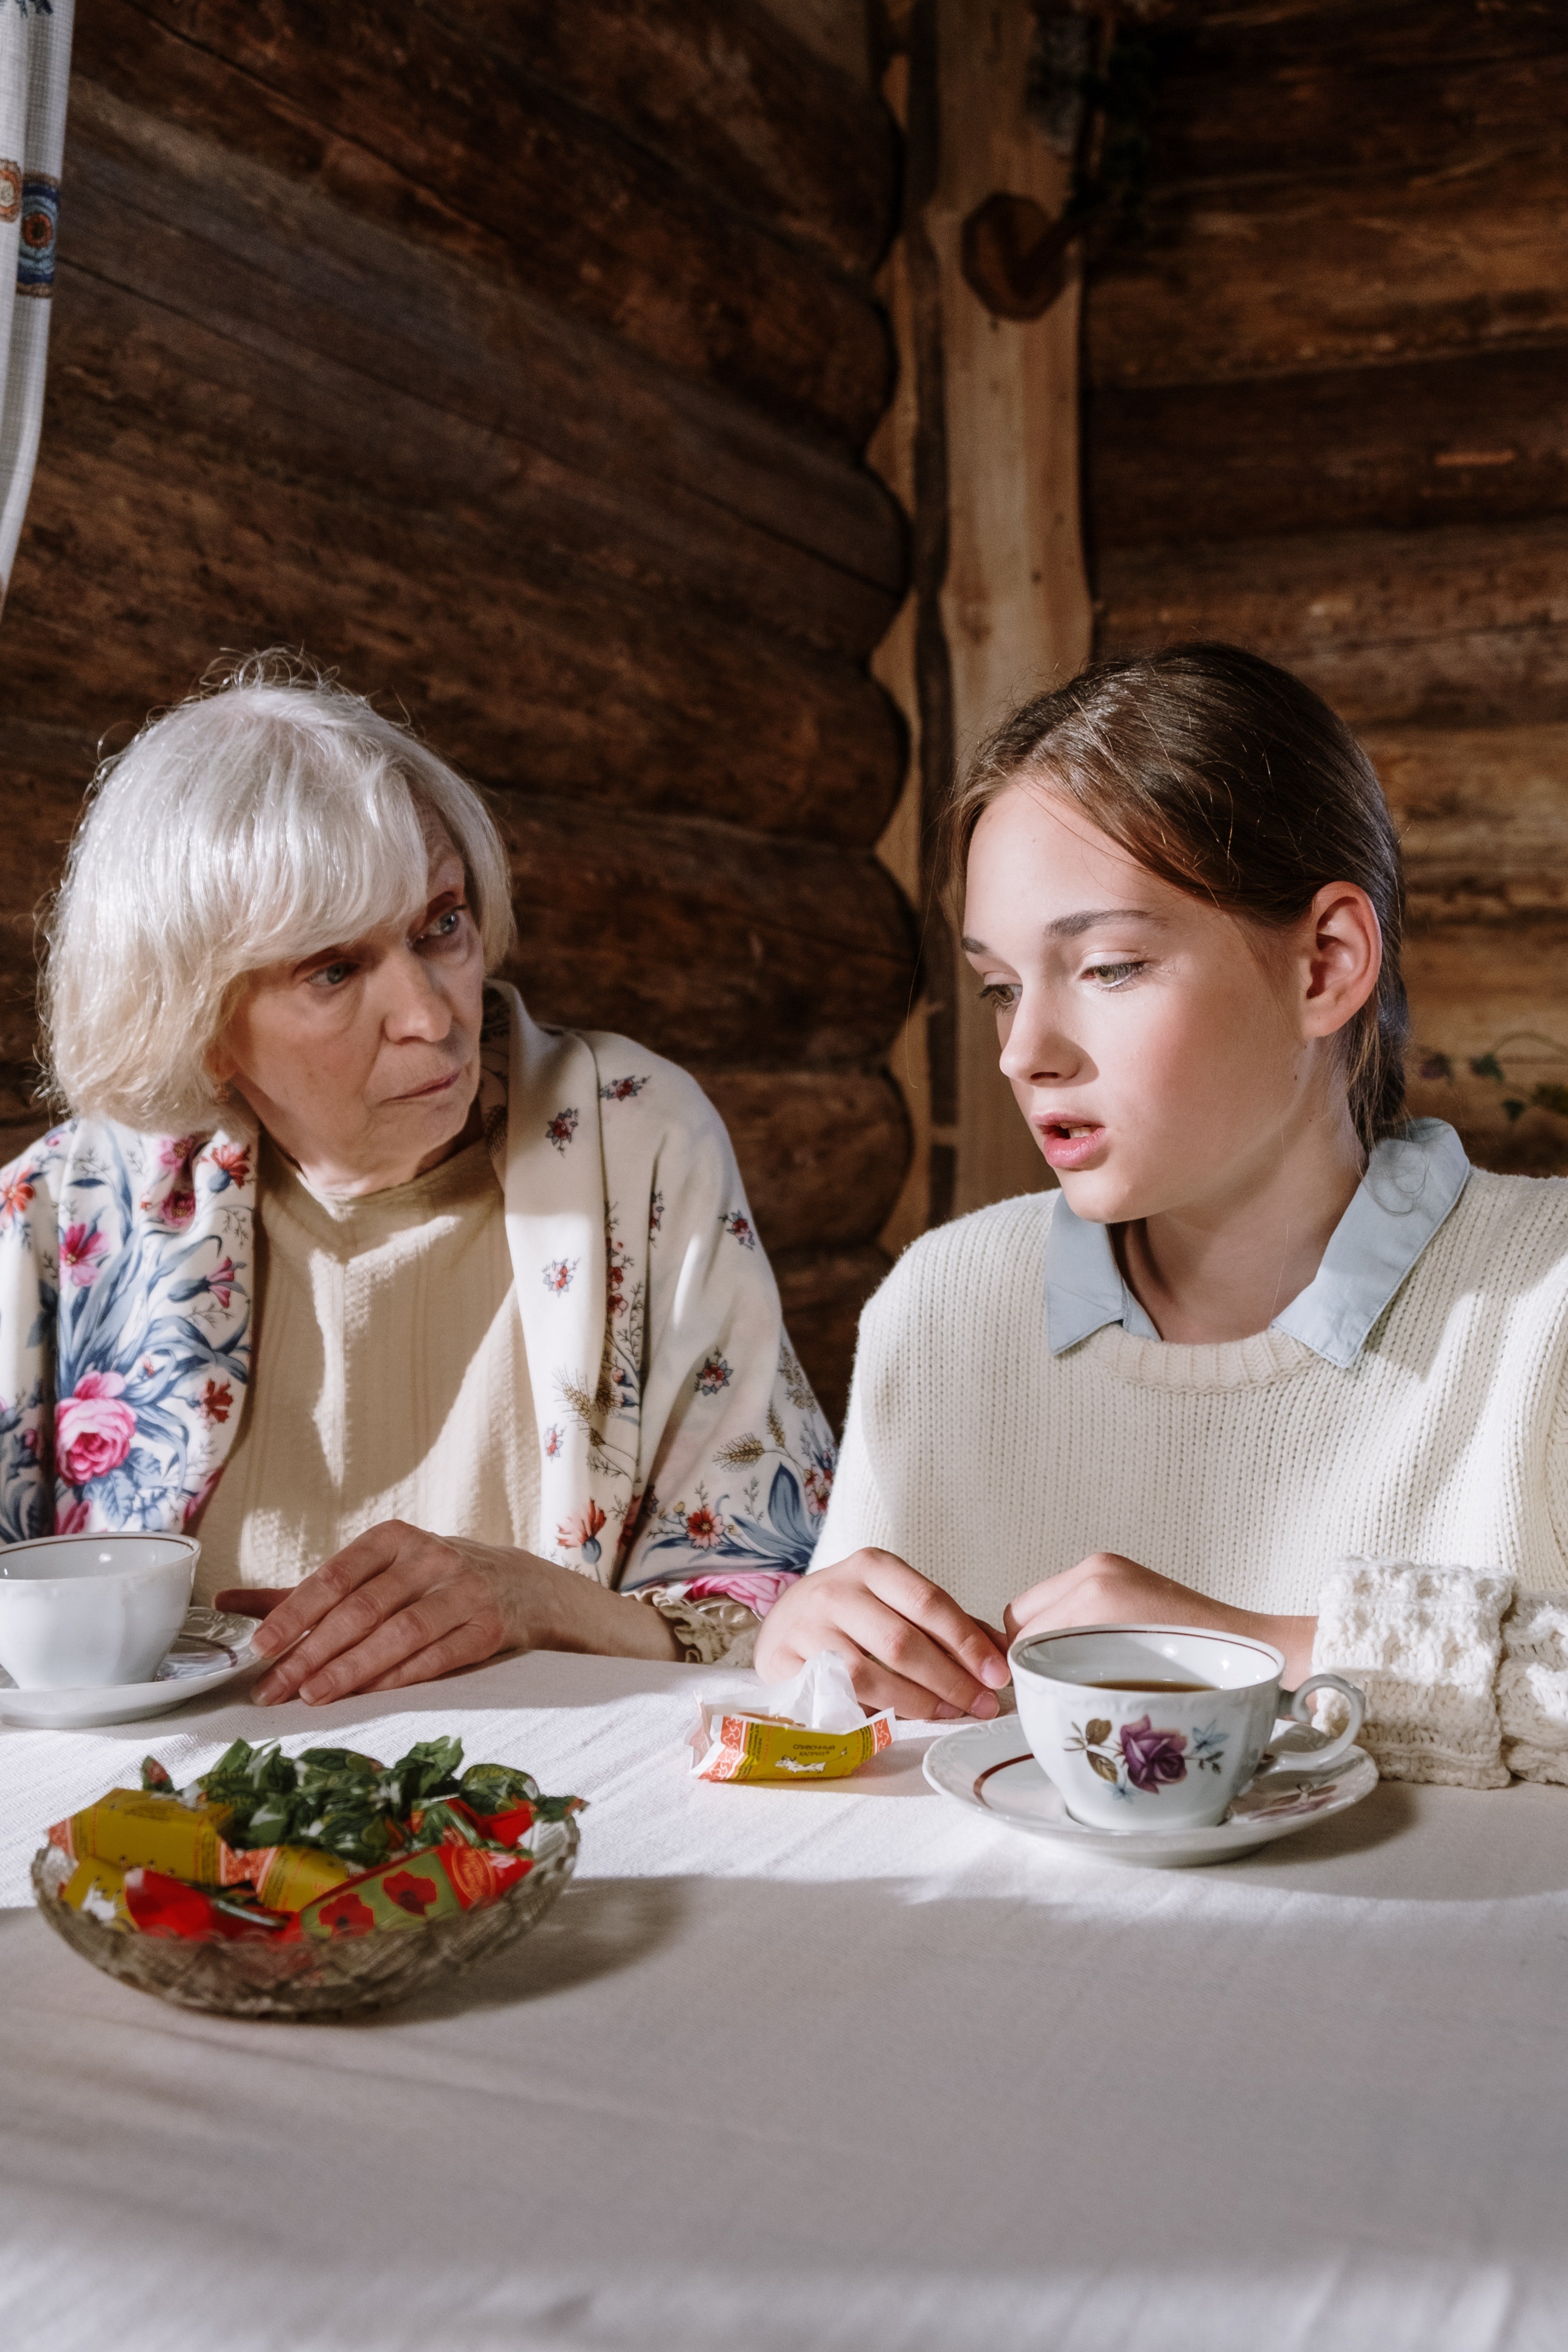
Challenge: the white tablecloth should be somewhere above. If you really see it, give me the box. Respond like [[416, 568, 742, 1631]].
[[2, 1650, 1566, 2352]]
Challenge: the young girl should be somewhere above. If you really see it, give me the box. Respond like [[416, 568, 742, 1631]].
[[757, 643, 1568, 1788]]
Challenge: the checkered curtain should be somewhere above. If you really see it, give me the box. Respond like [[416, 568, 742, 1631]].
[[0, 0, 72, 610]]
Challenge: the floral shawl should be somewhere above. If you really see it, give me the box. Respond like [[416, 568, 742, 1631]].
[[0, 985, 836, 1602]]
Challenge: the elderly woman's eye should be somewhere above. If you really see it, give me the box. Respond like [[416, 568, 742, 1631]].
[[427, 909, 463, 938], [311, 960, 355, 989]]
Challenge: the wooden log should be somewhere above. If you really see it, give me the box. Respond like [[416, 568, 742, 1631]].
[[701, 1067, 911, 1255], [772, 1242, 890, 1431], [1, 434, 906, 849], [1088, 348, 1568, 550], [425, 1, 895, 278], [1087, 147, 1568, 390], [81, 3, 891, 451], [1147, 14, 1568, 191], [1404, 912, 1568, 1175], [1096, 518, 1568, 729], [62, 83, 904, 645], [48, 263, 900, 673], [1368, 723, 1568, 921], [497, 798, 919, 1069]]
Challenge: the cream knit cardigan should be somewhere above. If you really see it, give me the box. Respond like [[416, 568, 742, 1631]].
[[814, 1172, 1568, 1790]]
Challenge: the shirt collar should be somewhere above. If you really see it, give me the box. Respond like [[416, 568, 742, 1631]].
[[1044, 1118, 1472, 1369]]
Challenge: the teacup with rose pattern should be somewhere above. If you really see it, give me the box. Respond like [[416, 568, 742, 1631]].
[[1008, 1623, 1366, 1832]]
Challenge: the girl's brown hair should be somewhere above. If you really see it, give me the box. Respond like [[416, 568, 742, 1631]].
[[946, 642, 1409, 1152]]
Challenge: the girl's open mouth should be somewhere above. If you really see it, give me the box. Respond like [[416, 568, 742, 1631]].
[[1035, 1119, 1106, 1171]]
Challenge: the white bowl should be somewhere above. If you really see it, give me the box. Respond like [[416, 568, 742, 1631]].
[[0, 1533, 199, 1689]]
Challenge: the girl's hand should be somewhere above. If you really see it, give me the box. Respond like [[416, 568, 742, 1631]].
[[754, 1548, 1011, 1720], [1005, 1552, 1316, 1685], [216, 1520, 679, 1705]]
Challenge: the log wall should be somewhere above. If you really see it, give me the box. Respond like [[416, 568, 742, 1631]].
[[0, 0, 914, 1423], [1084, 0, 1568, 1173]]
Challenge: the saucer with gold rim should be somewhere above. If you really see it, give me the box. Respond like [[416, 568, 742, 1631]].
[[923, 1714, 1377, 1867]]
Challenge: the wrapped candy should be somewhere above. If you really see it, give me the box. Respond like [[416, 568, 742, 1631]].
[[690, 1651, 894, 1783], [43, 1738, 581, 1943]]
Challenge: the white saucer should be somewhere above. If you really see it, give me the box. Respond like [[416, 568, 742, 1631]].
[[924, 1715, 1378, 1867], [0, 1609, 261, 1728]]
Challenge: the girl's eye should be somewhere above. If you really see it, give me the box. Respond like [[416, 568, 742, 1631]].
[[1085, 960, 1145, 988], [978, 981, 1020, 1009]]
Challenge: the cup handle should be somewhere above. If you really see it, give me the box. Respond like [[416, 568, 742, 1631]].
[[1276, 1672, 1366, 1772]]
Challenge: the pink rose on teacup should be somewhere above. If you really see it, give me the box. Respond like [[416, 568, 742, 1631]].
[[56, 1371, 136, 1486]]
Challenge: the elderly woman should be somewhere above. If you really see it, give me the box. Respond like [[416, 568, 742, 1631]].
[[0, 659, 835, 1702]]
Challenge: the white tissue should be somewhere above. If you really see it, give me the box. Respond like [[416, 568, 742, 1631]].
[[765, 1649, 870, 1735]]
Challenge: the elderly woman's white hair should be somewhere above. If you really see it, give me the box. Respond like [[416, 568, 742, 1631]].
[[43, 655, 515, 1132]]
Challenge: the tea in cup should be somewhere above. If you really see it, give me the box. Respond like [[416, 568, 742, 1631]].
[[0, 1532, 199, 1690], [1009, 1622, 1366, 1832]]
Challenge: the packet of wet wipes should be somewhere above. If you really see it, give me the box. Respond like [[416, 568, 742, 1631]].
[[689, 1651, 894, 1783]]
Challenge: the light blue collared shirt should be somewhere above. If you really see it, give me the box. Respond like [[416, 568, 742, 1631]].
[[1044, 1118, 1472, 1370]]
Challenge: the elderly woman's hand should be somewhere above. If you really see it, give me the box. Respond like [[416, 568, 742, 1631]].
[[754, 1546, 1010, 1720], [219, 1519, 680, 1705]]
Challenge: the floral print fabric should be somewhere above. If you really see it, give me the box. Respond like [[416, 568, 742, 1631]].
[[0, 1127, 254, 1540], [0, 987, 836, 1606]]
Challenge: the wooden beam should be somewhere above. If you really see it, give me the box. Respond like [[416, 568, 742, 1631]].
[[440, 1, 892, 275], [497, 799, 918, 1069], [1097, 517, 1568, 729], [1, 433, 905, 848], [1088, 147, 1568, 390], [61, 83, 904, 642], [1369, 722, 1568, 920], [1088, 347, 1568, 550], [47, 255, 901, 673], [1146, 15, 1568, 192], [82, 3, 893, 449], [703, 1066, 910, 1254]]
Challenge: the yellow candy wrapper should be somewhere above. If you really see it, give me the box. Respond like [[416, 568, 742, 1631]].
[[220, 1842, 353, 1912], [689, 1701, 894, 1782], [58, 1854, 135, 1928], [49, 1789, 231, 1883], [689, 1654, 894, 1783]]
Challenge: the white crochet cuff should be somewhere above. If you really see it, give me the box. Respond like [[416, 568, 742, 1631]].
[[1313, 1557, 1516, 1788], [1500, 1591, 1568, 1785]]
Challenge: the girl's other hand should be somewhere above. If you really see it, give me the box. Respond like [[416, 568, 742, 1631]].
[[1005, 1552, 1316, 1685], [754, 1548, 1011, 1721]]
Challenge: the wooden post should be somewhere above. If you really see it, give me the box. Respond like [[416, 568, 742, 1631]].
[[876, 0, 1093, 1234], [933, 0, 1092, 1217]]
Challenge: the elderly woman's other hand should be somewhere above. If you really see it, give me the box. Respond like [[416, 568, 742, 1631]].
[[219, 1519, 680, 1704]]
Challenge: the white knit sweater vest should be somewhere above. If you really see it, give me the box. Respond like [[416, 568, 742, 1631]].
[[815, 1170, 1568, 1628]]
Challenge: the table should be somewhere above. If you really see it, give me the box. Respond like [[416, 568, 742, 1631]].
[[3, 1650, 1566, 2352]]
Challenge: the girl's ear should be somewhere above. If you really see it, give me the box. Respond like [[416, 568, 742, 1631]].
[[1299, 882, 1382, 1041]]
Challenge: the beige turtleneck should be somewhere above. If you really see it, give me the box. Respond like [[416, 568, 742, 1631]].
[[195, 1135, 539, 1602]]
